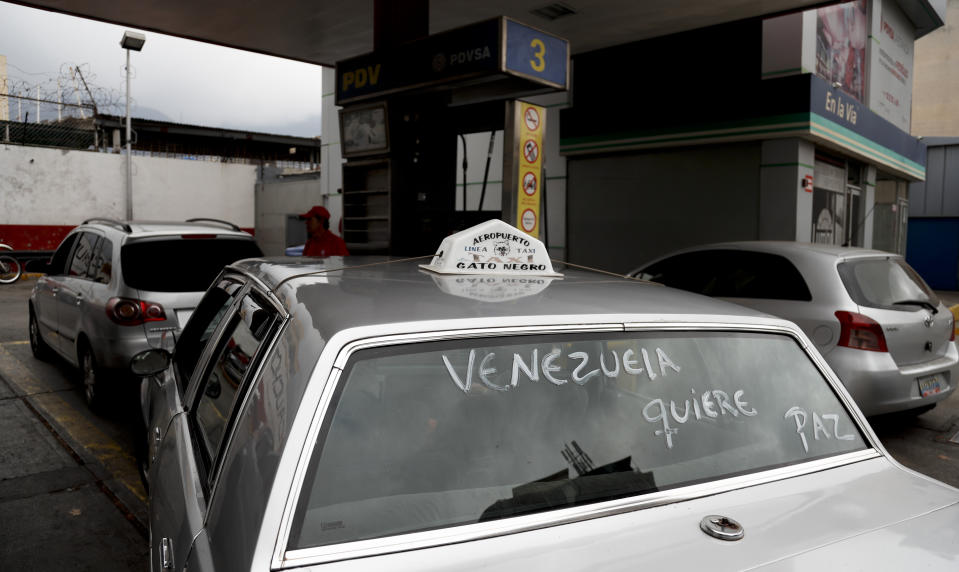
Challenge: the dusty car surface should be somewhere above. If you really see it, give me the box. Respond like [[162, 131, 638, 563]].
[[29, 217, 262, 409], [136, 221, 959, 571], [631, 241, 958, 417]]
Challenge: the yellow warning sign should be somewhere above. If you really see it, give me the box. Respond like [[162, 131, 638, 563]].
[[515, 101, 545, 237]]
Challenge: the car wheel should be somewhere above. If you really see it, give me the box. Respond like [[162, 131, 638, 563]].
[[29, 310, 52, 360], [80, 344, 105, 411]]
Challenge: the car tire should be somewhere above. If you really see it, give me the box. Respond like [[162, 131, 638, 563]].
[[29, 309, 52, 360], [79, 344, 106, 411]]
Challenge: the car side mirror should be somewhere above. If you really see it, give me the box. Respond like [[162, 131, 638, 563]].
[[130, 349, 172, 377]]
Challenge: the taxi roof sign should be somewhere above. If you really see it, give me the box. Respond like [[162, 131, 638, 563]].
[[420, 219, 562, 277]]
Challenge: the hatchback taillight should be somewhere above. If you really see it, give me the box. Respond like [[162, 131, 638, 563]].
[[106, 297, 166, 326], [835, 311, 888, 352]]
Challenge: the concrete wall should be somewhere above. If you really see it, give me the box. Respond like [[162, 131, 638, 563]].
[[0, 143, 256, 249], [759, 138, 815, 241], [912, 0, 959, 137], [566, 143, 762, 273]]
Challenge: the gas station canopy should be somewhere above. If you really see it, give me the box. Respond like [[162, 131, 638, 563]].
[[14, 0, 831, 66]]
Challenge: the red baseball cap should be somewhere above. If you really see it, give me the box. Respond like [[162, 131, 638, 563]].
[[299, 206, 331, 220]]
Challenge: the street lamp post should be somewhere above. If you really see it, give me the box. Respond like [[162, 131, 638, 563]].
[[120, 31, 145, 220]]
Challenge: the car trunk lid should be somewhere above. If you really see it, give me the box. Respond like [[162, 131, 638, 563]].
[[837, 256, 952, 366]]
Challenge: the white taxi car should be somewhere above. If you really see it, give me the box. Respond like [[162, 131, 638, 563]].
[[134, 220, 959, 571]]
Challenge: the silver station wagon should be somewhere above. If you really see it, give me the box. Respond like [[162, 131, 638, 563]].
[[134, 220, 959, 571]]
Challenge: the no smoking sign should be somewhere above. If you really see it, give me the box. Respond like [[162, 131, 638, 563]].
[[524, 107, 540, 131]]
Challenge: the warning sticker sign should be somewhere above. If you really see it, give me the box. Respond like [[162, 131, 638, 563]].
[[523, 139, 539, 164], [521, 209, 537, 233], [512, 101, 545, 239], [522, 172, 538, 196], [524, 107, 540, 131]]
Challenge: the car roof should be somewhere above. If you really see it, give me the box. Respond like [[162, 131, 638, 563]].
[[665, 240, 896, 260], [79, 219, 254, 239], [230, 256, 784, 335]]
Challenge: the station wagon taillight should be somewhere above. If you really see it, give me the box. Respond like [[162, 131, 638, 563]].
[[835, 311, 888, 352], [106, 297, 166, 326]]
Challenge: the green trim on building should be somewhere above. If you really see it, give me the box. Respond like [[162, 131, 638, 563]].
[[455, 180, 505, 187], [560, 113, 811, 148], [322, 91, 336, 98], [761, 68, 803, 77], [760, 162, 815, 170], [560, 112, 925, 180], [809, 113, 924, 178]]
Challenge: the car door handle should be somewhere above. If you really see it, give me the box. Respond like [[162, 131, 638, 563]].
[[160, 537, 174, 569]]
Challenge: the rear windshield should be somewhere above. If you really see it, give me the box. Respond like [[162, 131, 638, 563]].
[[121, 238, 262, 292], [838, 257, 939, 311], [289, 331, 866, 550]]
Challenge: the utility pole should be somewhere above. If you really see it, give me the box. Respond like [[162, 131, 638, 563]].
[[120, 31, 146, 220]]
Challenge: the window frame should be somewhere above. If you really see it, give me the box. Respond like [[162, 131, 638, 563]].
[[66, 231, 101, 279], [273, 321, 880, 568], [837, 256, 940, 311], [184, 284, 287, 499], [172, 275, 246, 395], [47, 232, 80, 276], [85, 235, 114, 284], [637, 249, 813, 302]]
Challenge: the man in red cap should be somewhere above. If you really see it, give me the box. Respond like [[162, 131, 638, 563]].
[[300, 206, 349, 257]]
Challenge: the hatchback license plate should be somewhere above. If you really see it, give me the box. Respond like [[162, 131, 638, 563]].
[[918, 374, 944, 398]]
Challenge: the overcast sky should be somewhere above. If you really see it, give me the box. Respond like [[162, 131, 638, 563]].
[[0, 1, 325, 137]]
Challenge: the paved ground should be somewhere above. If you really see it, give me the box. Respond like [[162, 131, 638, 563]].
[[0, 278, 147, 571]]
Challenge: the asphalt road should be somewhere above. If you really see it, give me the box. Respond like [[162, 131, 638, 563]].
[[0, 276, 957, 571]]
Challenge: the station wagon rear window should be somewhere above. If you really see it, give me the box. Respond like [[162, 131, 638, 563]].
[[121, 238, 262, 292], [289, 331, 866, 549]]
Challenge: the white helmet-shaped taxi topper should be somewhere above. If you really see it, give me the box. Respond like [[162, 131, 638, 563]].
[[420, 219, 563, 277]]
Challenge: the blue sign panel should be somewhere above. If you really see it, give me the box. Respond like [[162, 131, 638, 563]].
[[808, 75, 925, 171], [336, 17, 569, 105], [504, 20, 568, 88]]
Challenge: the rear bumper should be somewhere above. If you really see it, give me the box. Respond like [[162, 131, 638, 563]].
[[828, 342, 959, 416]]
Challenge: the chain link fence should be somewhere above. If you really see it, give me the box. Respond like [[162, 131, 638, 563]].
[[2, 92, 98, 149], [2, 83, 318, 170]]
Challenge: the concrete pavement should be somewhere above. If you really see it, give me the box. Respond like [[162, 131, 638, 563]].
[[0, 278, 147, 571]]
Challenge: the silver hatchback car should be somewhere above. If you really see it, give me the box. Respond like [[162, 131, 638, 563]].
[[29, 218, 262, 409], [133, 221, 959, 571], [631, 241, 958, 417]]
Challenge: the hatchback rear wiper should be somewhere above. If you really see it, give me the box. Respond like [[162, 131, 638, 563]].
[[892, 299, 939, 314]]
